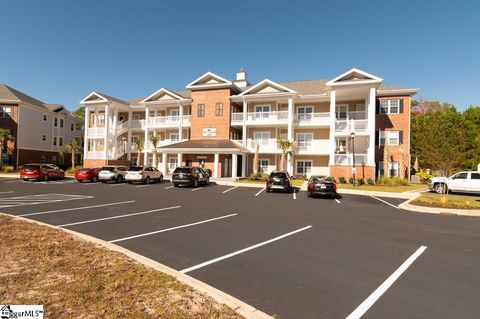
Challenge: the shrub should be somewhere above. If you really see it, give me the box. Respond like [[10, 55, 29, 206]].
[[348, 177, 354, 184], [338, 176, 346, 184], [415, 171, 433, 183], [1, 165, 14, 172], [367, 178, 375, 185], [377, 176, 409, 186], [250, 172, 269, 181], [357, 178, 364, 185]]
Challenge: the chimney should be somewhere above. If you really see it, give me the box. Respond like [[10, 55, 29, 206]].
[[233, 67, 249, 88]]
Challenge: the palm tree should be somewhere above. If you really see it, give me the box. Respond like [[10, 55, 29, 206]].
[[277, 139, 294, 172], [65, 139, 81, 170], [135, 139, 144, 166], [0, 129, 14, 168], [150, 135, 159, 168], [253, 143, 260, 176]]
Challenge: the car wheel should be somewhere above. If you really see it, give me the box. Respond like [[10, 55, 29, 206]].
[[145, 176, 150, 184], [266, 188, 271, 193], [159, 175, 164, 183], [117, 175, 123, 183], [23, 178, 28, 181], [205, 177, 209, 185], [101, 180, 106, 183], [43, 174, 49, 181], [174, 183, 179, 187], [434, 183, 447, 194], [127, 181, 132, 184], [60, 173, 65, 180], [77, 179, 83, 183], [193, 178, 199, 188]]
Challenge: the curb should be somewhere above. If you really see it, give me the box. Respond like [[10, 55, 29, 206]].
[[2, 213, 274, 319], [336, 188, 418, 199], [398, 196, 480, 217]]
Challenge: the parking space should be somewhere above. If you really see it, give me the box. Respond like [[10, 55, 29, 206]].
[[1, 177, 480, 318]]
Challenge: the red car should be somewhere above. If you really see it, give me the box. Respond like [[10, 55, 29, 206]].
[[20, 163, 65, 181], [75, 168, 99, 183]]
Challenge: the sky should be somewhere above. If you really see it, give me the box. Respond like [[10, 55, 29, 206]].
[[0, 0, 479, 111]]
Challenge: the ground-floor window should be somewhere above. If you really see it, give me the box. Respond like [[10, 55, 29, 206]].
[[296, 160, 312, 176], [377, 161, 399, 177], [258, 159, 269, 173], [168, 157, 178, 173]]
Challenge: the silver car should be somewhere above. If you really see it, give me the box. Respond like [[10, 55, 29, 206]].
[[125, 166, 164, 184], [98, 166, 128, 183]]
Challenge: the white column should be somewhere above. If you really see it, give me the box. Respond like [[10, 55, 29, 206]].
[[112, 107, 118, 157], [144, 107, 149, 165], [83, 106, 89, 159], [162, 153, 167, 175], [177, 153, 183, 167], [231, 154, 238, 178], [287, 98, 294, 175], [104, 104, 109, 160], [329, 90, 336, 166], [127, 109, 132, 161], [242, 99, 247, 145], [241, 154, 246, 177], [178, 103, 183, 141], [214, 153, 219, 178], [367, 87, 376, 166]]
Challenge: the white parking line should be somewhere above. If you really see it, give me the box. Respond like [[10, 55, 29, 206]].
[[369, 195, 399, 209], [346, 245, 428, 319], [58, 205, 181, 227], [191, 187, 203, 192], [4, 180, 21, 183], [164, 186, 174, 189], [222, 186, 239, 194], [293, 191, 296, 200], [255, 188, 265, 197], [136, 184, 150, 188], [0, 191, 14, 194], [335, 199, 341, 204], [0, 194, 92, 208], [180, 225, 313, 274], [109, 213, 237, 243], [19, 200, 135, 217], [109, 183, 126, 187]]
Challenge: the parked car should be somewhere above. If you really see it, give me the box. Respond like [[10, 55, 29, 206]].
[[428, 171, 480, 194], [98, 166, 128, 183], [172, 166, 210, 187], [20, 163, 65, 181], [75, 168, 99, 183], [307, 175, 337, 198], [266, 171, 293, 193], [125, 166, 164, 184]]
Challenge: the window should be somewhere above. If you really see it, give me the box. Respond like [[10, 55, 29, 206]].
[[378, 161, 384, 177], [43, 114, 47, 121], [255, 105, 270, 113], [471, 173, 480, 179], [53, 137, 57, 146], [42, 135, 46, 141], [170, 110, 180, 119], [296, 160, 312, 176], [132, 113, 140, 121], [149, 111, 156, 117], [335, 105, 348, 120], [388, 131, 399, 145], [54, 118, 58, 127], [168, 157, 178, 173], [379, 99, 400, 114], [296, 133, 313, 147], [379, 131, 386, 146], [297, 106, 313, 119], [254, 132, 270, 145], [60, 119, 64, 128], [169, 133, 179, 142], [336, 138, 347, 153], [258, 159, 269, 173], [388, 162, 399, 177], [59, 138, 63, 146], [70, 123, 74, 131], [98, 114, 105, 125], [0, 106, 12, 118], [215, 102, 223, 116], [453, 172, 468, 179], [197, 104, 205, 117]]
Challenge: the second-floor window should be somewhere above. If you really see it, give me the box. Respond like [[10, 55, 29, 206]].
[[379, 99, 400, 114], [54, 118, 58, 127], [297, 106, 313, 119], [297, 133, 313, 147], [254, 132, 269, 145], [42, 135, 46, 141], [70, 123, 74, 131], [0, 106, 12, 118], [379, 130, 402, 146], [197, 104, 205, 117], [98, 113, 105, 125], [215, 102, 223, 116], [43, 114, 47, 121], [169, 133, 179, 142], [60, 119, 64, 128], [53, 137, 57, 146], [59, 138, 63, 146]]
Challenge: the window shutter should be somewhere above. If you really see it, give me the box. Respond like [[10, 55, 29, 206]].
[[375, 131, 379, 146], [399, 99, 404, 113], [376, 100, 380, 114], [399, 130, 403, 144]]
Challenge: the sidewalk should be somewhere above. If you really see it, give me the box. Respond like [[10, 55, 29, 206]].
[[399, 196, 480, 217]]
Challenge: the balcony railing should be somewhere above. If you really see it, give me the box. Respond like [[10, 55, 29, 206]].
[[335, 119, 368, 134], [334, 153, 368, 165], [148, 115, 191, 127], [294, 112, 330, 125], [231, 111, 289, 124], [130, 119, 146, 130], [235, 138, 329, 154], [85, 151, 105, 159], [87, 127, 105, 136]]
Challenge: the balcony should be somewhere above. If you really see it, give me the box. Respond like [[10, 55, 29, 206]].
[[86, 127, 105, 137], [335, 111, 369, 135], [333, 154, 368, 165], [148, 115, 191, 128], [294, 112, 330, 126], [85, 151, 105, 159], [235, 138, 329, 155], [231, 111, 289, 125]]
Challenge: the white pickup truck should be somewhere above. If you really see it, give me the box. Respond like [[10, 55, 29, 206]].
[[428, 171, 480, 194]]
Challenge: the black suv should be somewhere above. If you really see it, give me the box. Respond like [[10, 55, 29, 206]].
[[172, 166, 210, 188], [266, 171, 293, 193]]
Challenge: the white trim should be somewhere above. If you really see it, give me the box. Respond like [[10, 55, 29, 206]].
[[377, 88, 419, 96], [238, 79, 297, 96], [140, 88, 187, 103], [80, 91, 108, 104], [326, 68, 383, 86], [186, 71, 233, 89]]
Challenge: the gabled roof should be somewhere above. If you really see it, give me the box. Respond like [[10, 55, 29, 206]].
[[326, 68, 383, 86], [80, 91, 128, 105], [0, 84, 48, 109], [186, 71, 234, 90], [239, 79, 297, 96], [141, 88, 187, 104]]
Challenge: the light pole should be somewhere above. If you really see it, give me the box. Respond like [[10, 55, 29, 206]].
[[361, 161, 365, 185], [351, 132, 356, 186], [122, 136, 127, 161]]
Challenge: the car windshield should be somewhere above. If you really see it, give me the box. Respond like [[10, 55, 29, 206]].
[[100, 167, 115, 172], [270, 172, 286, 178], [128, 167, 143, 171], [174, 167, 192, 174], [311, 176, 327, 182], [23, 164, 40, 171]]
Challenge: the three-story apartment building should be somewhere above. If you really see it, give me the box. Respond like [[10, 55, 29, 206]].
[[0, 84, 83, 168], [81, 68, 417, 180]]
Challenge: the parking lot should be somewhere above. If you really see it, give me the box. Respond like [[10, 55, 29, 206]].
[[1, 177, 480, 319]]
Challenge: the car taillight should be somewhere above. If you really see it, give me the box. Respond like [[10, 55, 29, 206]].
[[332, 183, 337, 190], [308, 183, 314, 190]]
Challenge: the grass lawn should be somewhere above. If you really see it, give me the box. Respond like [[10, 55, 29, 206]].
[[411, 193, 480, 209], [0, 215, 242, 319], [235, 178, 305, 187], [337, 183, 428, 193]]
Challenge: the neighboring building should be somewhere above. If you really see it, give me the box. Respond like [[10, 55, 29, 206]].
[[80, 68, 417, 180], [0, 84, 83, 168]]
